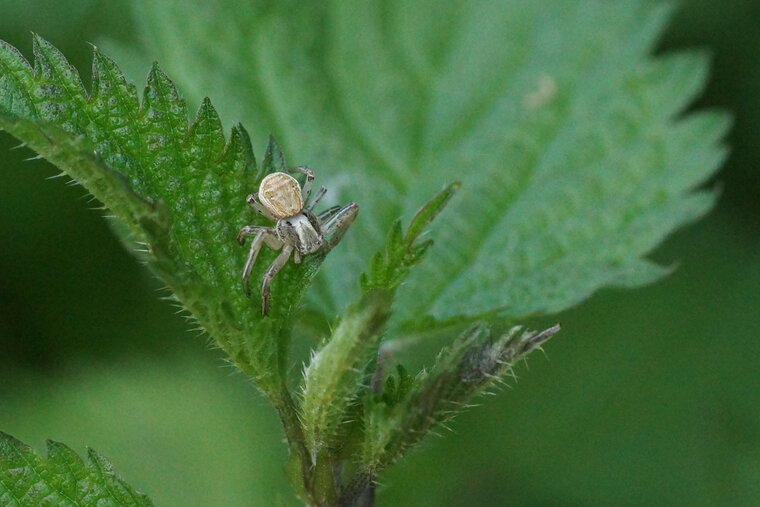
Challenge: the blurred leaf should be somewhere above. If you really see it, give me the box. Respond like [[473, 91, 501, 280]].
[[0, 431, 152, 506], [0, 351, 292, 506], [122, 0, 729, 326], [0, 0, 740, 504]]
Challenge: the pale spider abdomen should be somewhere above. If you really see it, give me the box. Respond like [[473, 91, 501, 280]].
[[259, 172, 304, 218]]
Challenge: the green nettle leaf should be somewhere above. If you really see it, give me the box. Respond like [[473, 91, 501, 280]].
[[0, 0, 729, 503], [122, 0, 728, 325], [0, 432, 152, 506], [0, 36, 319, 395]]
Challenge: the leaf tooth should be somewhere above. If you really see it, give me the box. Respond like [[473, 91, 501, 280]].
[[629, 1, 674, 55], [0, 39, 38, 117], [46, 439, 83, 464], [185, 99, 233, 291], [158, 101, 229, 293], [0, 429, 29, 456], [45, 439, 86, 493], [140, 62, 189, 201], [32, 33, 87, 98], [645, 50, 711, 120], [222, 124, 257, 198], [142, 63, 189, 164], [91, 46, 139, 111], [89, 46, 147, 188], [0, 39, 32, 69], [86, 448, 153, 505], [662, 111, 730, 194], [261, 135, 286, 175], [220, 123, 257, 239], [222, 123, 257, 176], [31, 34, 91, 135], [184, 109, 257, 308], [186, 97, 225, 165]]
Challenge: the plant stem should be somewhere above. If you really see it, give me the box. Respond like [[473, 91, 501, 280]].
[[271, 386, 317, 504]]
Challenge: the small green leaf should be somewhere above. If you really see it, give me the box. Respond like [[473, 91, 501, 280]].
[[0, 431, 152, 506], [300, 185, 457, 465], [403, 181, 460, 246], [361, 183, 460, 291], [360, 323, 561, 476]]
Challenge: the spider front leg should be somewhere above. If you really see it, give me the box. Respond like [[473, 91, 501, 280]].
[[306, 187, 327, 211], [307, 186, 327, 210], [261, 245, 294, 316], [320, 202, 359, 251], [317, 205, 342, 222]]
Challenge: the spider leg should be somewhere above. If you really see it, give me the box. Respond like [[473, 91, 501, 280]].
[[241, 230, 266, 297], [290, 166, 315, 201], [316, 205, 342, 222], [238, 225, 279, 296], [320, 202, 359, 251], [261, 245, 294, 315], [246, 193, 277, 221], [237, 225, 270, 245], [307, 186, 327, 210]]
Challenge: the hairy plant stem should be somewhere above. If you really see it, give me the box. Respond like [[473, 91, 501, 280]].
[[286, 289, 393, 506], [271, 386, 324, 505]]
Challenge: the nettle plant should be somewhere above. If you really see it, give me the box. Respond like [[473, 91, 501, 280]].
[[0, 1, 728, 505]]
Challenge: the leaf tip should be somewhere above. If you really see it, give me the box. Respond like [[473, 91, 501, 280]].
[[525, 323, 561, 348], [0, 430, 25, 449], [262, 135, 287, 174], [31, 32, 55, 54], [146, 60, 168, 84], [192, 96, 221, 123], [86, 446, 112, 468], [44, 439, 73, 460]]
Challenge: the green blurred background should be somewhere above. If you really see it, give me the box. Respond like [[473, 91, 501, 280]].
[[1, 1, 758, 505]]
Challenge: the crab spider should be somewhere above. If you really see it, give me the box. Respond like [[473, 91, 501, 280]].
[[237, 166, 358, 315]]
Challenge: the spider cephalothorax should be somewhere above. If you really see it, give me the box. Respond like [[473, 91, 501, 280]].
[[237, 166, 358, 315]]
